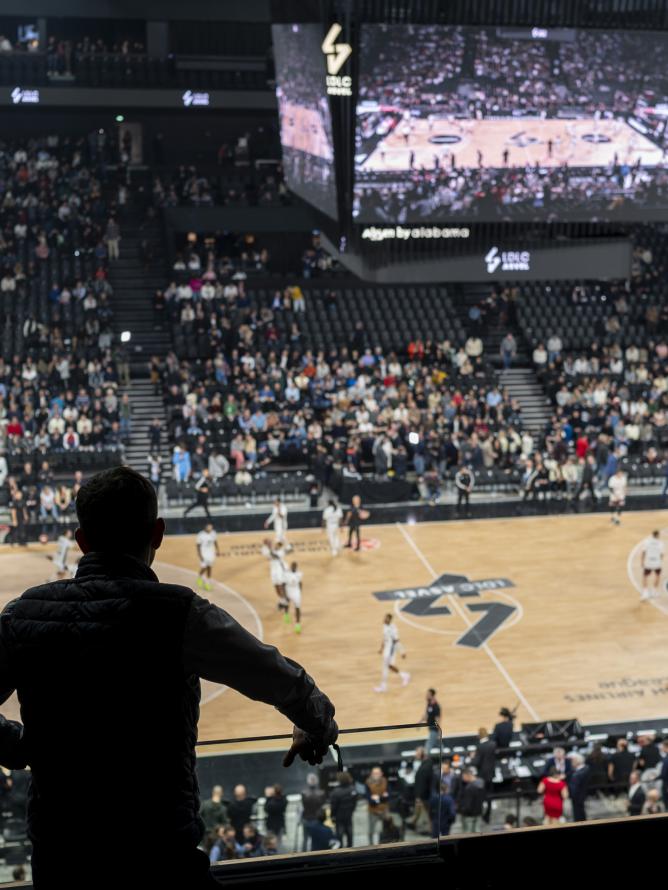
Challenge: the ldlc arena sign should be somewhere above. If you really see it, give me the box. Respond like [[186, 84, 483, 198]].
[[485, 246, 531, 273], [322, 23, 352, 96]]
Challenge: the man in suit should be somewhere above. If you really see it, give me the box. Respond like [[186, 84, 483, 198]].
[[627, 770, 646, 816], [569, 754, 591, 822], [491, 707, 514, 748], [545, 746, 573, 781], [472, 727, 497, 823]]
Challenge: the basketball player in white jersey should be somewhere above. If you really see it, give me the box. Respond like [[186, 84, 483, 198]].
[[53, 529, 75, 580], [375, 613, 410, 693], [322, 499, 343, 556], [284, 560, 303, 634], [641, 530, 664, 601], [608, 468, 627, 525], [261, 537, 289, 614], [264, 498, 289, 548], [196, 522, 219, 591]]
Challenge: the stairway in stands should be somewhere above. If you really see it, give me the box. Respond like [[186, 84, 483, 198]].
[[498, 368, 552, 434], [453, 283, 550, 434], [107, 207, 171, 476], [452, 282, 531, 368]]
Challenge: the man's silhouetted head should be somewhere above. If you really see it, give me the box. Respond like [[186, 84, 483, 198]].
[[75, 466, 164, 562]]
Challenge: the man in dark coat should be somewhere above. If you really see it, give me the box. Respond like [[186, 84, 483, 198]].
[[409, 746, 435, 833], [472, 728, 497, 823], [491, 707, 514, 748], [627, 770, 646, 816], [568, 755, 591, 822], [457, 768, 486, 833], [329, 771, 357, 847], [0, 466, 337, 889]]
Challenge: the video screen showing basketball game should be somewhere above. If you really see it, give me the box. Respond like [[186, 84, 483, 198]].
[[272, 24, 338, 219], [354, 26, 668, 223]]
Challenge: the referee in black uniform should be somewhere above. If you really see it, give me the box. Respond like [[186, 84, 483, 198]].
[[344, 495, 363, 551], [184, 468, 213, 520]]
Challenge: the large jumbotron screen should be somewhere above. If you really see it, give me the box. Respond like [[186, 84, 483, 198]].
[[353, 25, 668, 223], [272, 24, 338, 219]]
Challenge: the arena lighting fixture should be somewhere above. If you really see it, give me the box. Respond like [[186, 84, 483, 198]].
[[120, 331, 131, 343], [408, 431, 420, 445], [115, 114, 124, 123]]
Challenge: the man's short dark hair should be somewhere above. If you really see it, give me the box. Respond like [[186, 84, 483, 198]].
[[76, 466, 158, 555]]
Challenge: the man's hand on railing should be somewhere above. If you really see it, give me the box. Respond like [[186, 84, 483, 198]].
[[283, 721, 339, 767]]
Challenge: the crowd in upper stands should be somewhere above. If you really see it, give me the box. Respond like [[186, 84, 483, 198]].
[[0, 133, 130, 538], [152, 163, 288, 208]]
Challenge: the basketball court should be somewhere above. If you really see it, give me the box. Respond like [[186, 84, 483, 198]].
[[2, 510, 667, 743], [276, 98, 334, 159], [358, 117, 665, 171]]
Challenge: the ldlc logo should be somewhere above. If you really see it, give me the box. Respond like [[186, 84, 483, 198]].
[[322, 23, 352, 96], [182, 90, 210, 107], [374, 571, 518, 648], [485, 246, 530, 274], [11, 87, 39, 105]]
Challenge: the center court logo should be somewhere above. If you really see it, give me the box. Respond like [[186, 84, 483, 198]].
[[322, 23, 352, 97], [485, 246, 530, 274], [374, 571, 517, 648]]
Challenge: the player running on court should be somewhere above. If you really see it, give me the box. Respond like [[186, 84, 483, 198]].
[[284, 560, 303, 634], [196, 522, 219, 591], [52, 529, 75, 580], [641, 530, 665, 601], [374, 613, 410, 693], [264, 498, 289, 548], [322, 499, 343, 556], [261, 537, 289, 615], [608, 467, 627, 525]]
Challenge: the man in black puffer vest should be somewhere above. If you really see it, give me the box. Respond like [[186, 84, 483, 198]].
[[0, 467, 338, 888]]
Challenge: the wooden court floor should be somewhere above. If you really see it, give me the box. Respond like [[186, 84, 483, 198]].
[[361, 117, 664, 171], [1, 511, 668, 743]]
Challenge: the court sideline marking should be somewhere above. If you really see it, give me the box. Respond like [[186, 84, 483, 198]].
[[154, 560, 264, 705], [395, 522, 540, 721], [626, 531, 668, 617]]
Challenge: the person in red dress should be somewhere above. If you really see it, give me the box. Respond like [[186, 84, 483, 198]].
[[537, 767, 569, 824]]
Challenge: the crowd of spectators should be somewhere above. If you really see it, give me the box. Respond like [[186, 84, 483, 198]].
[[43, 34, 145, 78], [0, 133, 131, 540], [515, 238, 668, 491], [193, 718, 668, 863], [155, 270, 526, 499], [152, 162, 288, 208]]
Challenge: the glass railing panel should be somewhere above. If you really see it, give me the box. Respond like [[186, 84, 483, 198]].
[[195, 723, 442, 863]]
